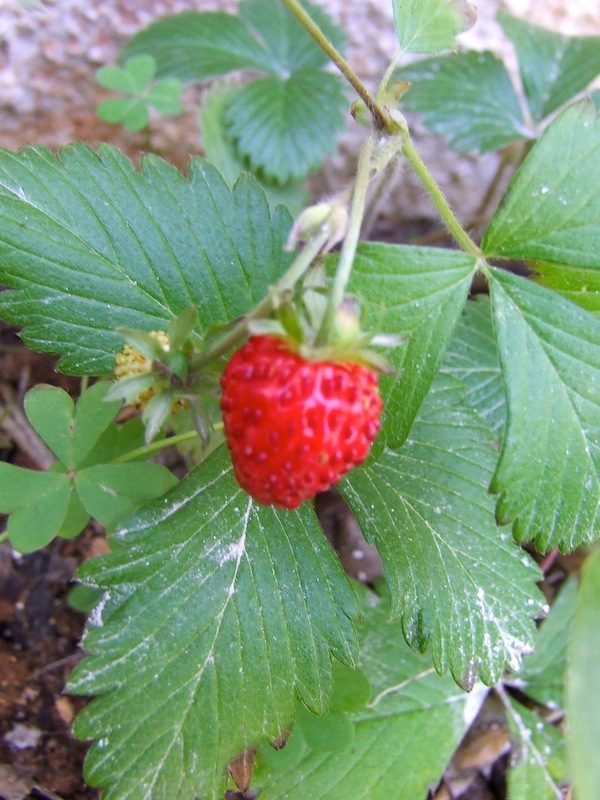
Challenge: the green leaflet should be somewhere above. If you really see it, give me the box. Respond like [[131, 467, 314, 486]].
[[0, 147, 291, 374], [483, 102, 600, 268], [341, 376, 543, 687], [567, 549, 600, 800], [346, 243, 476, 449], [488, 269, 600, 551], [392, 0, 475, 54], [69, 446, 358, 800], [442, 296, 505, 436], [498, 12, 600, 121], [254, 590, 481, 799], [395, 51, 531, 152]]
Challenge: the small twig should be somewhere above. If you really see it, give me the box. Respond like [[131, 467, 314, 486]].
[[280, 0, 394, 131], [361, 158, 398, 240], [0, 384, 54, 469]]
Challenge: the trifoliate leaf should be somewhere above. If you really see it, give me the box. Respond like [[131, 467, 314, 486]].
[[69, 445, 358, 800], [0, 464, 72, 552], [533, 262, 600, 317], [123, 55, 157, 91], [121, 12, 273, 80], [442, 295, 505, 435], [392, 0, 475, 54], [24, 383, 120, 469], [75, 463, 177, 527], [145, 79, 184, 115], [395, 51, 531, 152], [239, 0, 346, 72], [224, 70, 347, 183], [498, 12, 600, 121], [346, 243, 476, 448], [341, 377, 543, 687], [483, 102, 600, 268], [518, 579, 576, 710], [200, 83, 308, 214], [96, 98, 149, 131], [254, 591, 483, 799], [567, 548, 600, 800], [0, 147, 291, 374], [96, 66, 138, 94], [121, 1, 344, 80], [504, 696, 566, 800], [488, 269, 600, 551]]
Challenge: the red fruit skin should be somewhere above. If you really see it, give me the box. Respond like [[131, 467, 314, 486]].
[[220, 335, 383, 509]]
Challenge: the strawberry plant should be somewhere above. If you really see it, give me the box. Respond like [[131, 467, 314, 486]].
[[1, 0, 600, 798]]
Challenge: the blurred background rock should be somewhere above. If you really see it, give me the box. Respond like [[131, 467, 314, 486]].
[[0, 0, 598, 229]]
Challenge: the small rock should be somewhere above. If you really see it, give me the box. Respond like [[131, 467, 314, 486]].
[[4, 722, 42, 750]]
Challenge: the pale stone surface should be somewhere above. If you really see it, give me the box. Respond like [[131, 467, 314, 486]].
[[0, 0, 598, 225]]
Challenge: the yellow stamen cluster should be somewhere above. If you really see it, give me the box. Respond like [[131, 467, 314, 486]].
[[114, 331, 170, 408]]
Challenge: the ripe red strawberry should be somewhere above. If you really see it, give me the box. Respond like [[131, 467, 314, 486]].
[[220, 335, 382, 509]]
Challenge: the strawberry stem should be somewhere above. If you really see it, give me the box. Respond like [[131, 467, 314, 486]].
[[192, 227, 331, 368], [281, 0, 395, 132], [316, 135, 375, 347]]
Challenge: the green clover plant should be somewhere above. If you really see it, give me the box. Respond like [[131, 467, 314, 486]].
[[96, 54, 184, 132], [1, 0, 599, 797]]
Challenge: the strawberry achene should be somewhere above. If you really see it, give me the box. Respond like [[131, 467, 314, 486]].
[[220, 335, 382, 509]]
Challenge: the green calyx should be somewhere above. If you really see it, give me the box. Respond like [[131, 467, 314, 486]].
[[247, 270, 401, 372]]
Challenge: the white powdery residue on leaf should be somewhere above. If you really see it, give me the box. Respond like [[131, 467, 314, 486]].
[[213, 500, 252, 568], [475, 586, 533, 672], [89, 590, 110, 628]]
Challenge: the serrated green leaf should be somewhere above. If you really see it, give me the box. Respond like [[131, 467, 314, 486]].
[[345, 243, 476, 448], [498, 12, 600, 121], [254, 591, 480, 799], [224, 70, 347, 184], [124, 55, 156, 91], [75, 462, 177, 528], [0, 465, 72, 552], [442, 295, 505, 435], [395, 51, 531, 152], [69, 445, 358, 800], [483, 102, 600, 267], [240, 0, 346, 72], [392, 0, 474, 54], [517, 579, 576, 710], [567, 548, 600, 800], [341, 377, 543, 687], [533, 262, 600, 316], [121, 12, 274, 80], [0, 146, 291, 374], [200, 83, 309, 215], [504, 697, 566, 800], [68, 583, 104, 614], [24, 385, 76, 467], [488, 268, 600, 551], [121, 2, 345, 81], [145, 79, 184, 115]]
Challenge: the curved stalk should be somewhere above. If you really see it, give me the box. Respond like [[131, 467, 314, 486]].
[[315, 135, 376, 345]]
